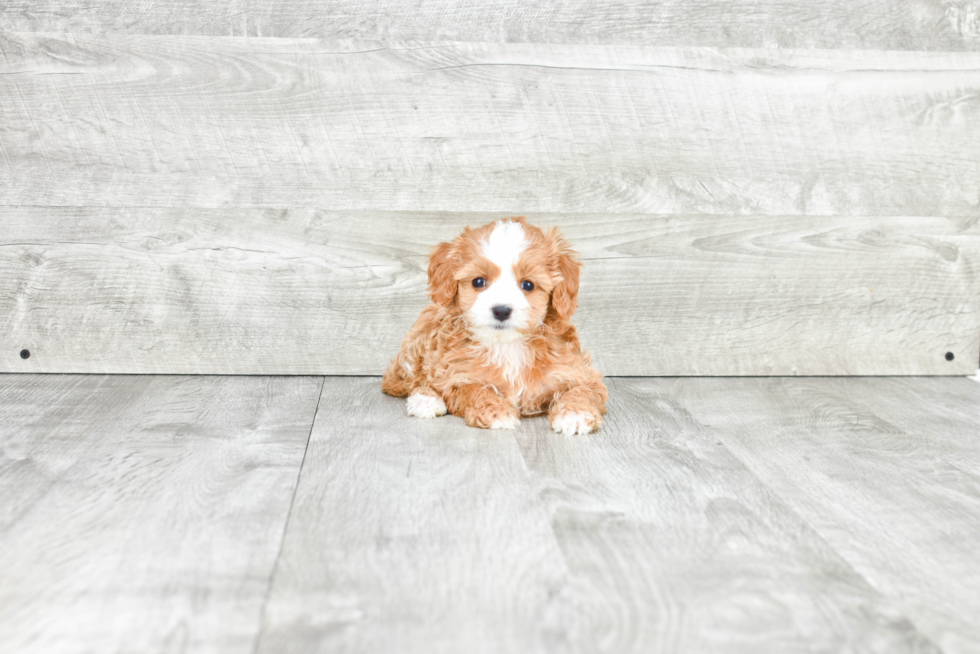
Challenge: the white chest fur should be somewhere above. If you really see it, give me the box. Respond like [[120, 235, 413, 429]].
[[482, 341, 530, 386]]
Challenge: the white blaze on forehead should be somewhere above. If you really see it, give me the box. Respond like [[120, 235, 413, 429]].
[[482, 220, 528, 274], [468, 220, 532, 344]]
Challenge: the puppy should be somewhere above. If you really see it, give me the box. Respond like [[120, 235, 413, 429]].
[[382, 216, 607, 434]]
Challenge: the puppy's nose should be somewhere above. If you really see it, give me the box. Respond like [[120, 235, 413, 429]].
[[492, 305, 513, 322]]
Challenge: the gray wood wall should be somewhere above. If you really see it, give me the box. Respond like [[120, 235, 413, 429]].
[[2, 2, 978, 375]]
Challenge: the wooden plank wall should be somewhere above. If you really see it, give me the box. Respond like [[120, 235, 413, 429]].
[[1, 2, 978, 375]]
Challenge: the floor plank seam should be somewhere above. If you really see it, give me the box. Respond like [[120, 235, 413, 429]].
[[703, 422, 945, 650], [250, 375, 325, 654]]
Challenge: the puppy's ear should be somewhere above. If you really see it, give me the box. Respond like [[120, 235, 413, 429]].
[[547, 227, 581, 321], [427, 239, 460, 307]]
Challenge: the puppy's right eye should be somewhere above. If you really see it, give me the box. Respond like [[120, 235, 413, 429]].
[[472, 277, 486, 288]]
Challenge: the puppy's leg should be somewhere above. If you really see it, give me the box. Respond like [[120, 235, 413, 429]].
[[382, 305, 439, 398], [445, 384, 519, 429], [405, 386, 448, 419], [549, 377, 608, 435], [383, 355, 448, 418], [381, 356, 416, 398]]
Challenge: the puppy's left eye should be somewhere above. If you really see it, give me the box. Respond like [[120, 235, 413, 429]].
[[521, 280, 534, 292]]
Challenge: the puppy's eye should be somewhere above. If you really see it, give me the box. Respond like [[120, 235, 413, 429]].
[[472, 277, 486, 288], [521, 280, 534, 292]]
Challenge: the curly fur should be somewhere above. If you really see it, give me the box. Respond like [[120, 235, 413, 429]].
[[382, 217, 608, 433]]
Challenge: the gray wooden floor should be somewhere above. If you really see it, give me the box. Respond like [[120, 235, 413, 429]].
[[2, 374, 979, 654]]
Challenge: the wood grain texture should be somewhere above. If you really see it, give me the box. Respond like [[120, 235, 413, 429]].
[[2, 375, 977, 652], [515, 377, 943, 653], [2, 34, 980, 216], [258, 376, 940, 653], [2, 208, 977, 376], [0, 374, 323, 654], [2, 0, 980, 50], [663, 376, 980, 654], [807, 376, 980, 476], [255, 376, 573, 654]]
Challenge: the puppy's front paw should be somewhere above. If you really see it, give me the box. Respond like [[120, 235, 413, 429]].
[[489, 413, 520, 430], [466, 406, 520, 430], [550, 410, 596, 435], [406, 392, 447, 419]]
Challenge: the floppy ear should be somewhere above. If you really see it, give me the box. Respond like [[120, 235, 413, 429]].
[[427, 239, 460, 307], [547, 227, 581, 321]]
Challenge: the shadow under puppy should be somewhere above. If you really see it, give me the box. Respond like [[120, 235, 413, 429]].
[[382, 216, 607, 434]]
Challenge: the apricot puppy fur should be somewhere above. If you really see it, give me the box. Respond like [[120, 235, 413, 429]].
[[382, 216, 607, 434]]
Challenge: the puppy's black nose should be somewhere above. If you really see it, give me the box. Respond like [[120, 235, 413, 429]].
[[492, 305, 512, 322]]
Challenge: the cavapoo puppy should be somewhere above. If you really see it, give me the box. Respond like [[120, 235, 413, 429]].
[[382, 216, 607, 434]]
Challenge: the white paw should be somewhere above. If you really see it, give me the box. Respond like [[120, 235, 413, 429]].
[[551, 410, 596, 435], [406, 393, 447, 419], [490, 414, 520, 429]]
